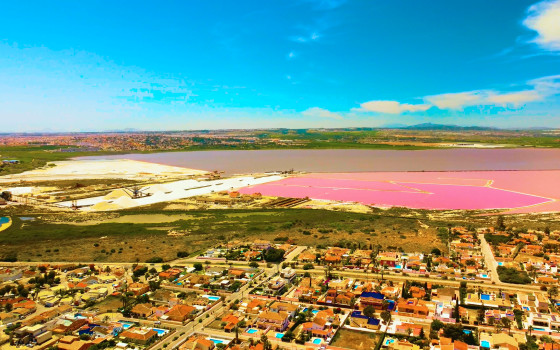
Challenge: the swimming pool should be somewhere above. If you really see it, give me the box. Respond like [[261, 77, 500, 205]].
[[533, 327, 546, 331], [498, 262, 504, 266], [119, 321, 134, 330], [481, 294, 491, 301], [203, 295, 220, 301], [384, 339, 396, 346], [481, 341, 490, 348], [275, 333, 284, 339], [303, 308, 319, 314], [463, 330, 472, 335], [152, 328, 169, 336], [210, 338, 224, 344], [0, 217, 9, 224], [312, 338, 322, 345], [246, 328, 258, 334]]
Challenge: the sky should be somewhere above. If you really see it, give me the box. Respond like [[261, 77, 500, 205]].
[[1, 0, 560, 131]]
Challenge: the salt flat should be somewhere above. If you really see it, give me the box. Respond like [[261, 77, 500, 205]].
[[0, 159, 208, 183], [56, 175, 283, 211]]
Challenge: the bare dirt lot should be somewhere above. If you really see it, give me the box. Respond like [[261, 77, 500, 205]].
[[331, 329, 381, 350]]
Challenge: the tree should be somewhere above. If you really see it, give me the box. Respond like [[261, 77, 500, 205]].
[[431, 248, 442, 256], [380, 310, 392, 326], [496, 215, 505, 231], [363, 305, 375, 318], [177, 251, 189, 258], [263, 248, 285, 263], [442, 324, 464, 341], [548, 285, 558, 300], [260, 334, 272, 350], [249, 261, 259, 268], [149, 280, 161, 292], [303, 263, 314, 270], [431, 319, 444, 332], [193, 263, 203, 271], [501, 318, 511, 335]]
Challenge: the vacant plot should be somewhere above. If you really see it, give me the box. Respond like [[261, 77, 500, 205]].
[[94, 295, 123, 314], [331, 329, 381, 350], [0, 207, 450, 262]]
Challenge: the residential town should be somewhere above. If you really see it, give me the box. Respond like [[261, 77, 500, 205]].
[[0, 225, 559, 350]]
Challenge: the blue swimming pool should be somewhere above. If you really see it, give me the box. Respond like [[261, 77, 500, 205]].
[[312, 338, 322, 345], [119, 321, 134, 330], [152, 328, 168, 336], [247, 328, 258, 334], [384, 339, 396, 346], [210, 339, 224, 344], [0, 217, 9, 224], [533, 327, 546, 331], [203, 295, 220, 301], [275, 333, 284, 339], [464, 330, 472, 335], [481, 341, 490, 348], [481, 294, 491, 301]]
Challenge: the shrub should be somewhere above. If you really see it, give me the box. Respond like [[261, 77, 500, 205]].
[[497, 266, 531, 284], [303, 263, 314, 270]]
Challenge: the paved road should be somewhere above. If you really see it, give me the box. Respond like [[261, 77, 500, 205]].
[[152, 266, 277, 350], [479, 233, 500, 283], [295, 267, 541, 292]]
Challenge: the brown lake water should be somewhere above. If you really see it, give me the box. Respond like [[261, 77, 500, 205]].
[[77, 148, 560, 175]]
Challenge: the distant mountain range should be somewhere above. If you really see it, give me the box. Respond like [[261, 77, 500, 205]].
[[378, 122, 552, 131]]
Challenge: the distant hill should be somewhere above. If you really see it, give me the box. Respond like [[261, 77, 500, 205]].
[[403, 123, 496, 131], [379, 123, 408, 129]]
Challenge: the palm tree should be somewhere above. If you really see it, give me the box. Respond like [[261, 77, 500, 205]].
[[528, 325, 533, 336]]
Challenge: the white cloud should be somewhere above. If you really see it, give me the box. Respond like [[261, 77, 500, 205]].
[[302, 107, 343, 119], [359, 100, 431, 114], [287, 51, 297, 60], [524, 0, 560, 51], [424, 76, 560, 110], [424, 92, 484, 110], [485, 90, 542, 107]]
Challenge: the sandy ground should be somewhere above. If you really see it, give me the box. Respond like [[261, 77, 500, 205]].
[[0, 159, 208, 183], [69, 214, 205, 225]]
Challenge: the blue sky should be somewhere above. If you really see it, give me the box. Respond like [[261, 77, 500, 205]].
[[1, 0, 560, 131]]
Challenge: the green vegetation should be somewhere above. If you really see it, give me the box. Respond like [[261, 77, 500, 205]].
[[0, 206, 452, 262], [484, 233, 512, 245], [497, 266, 532, 284], [263, 248, 285, 262]]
